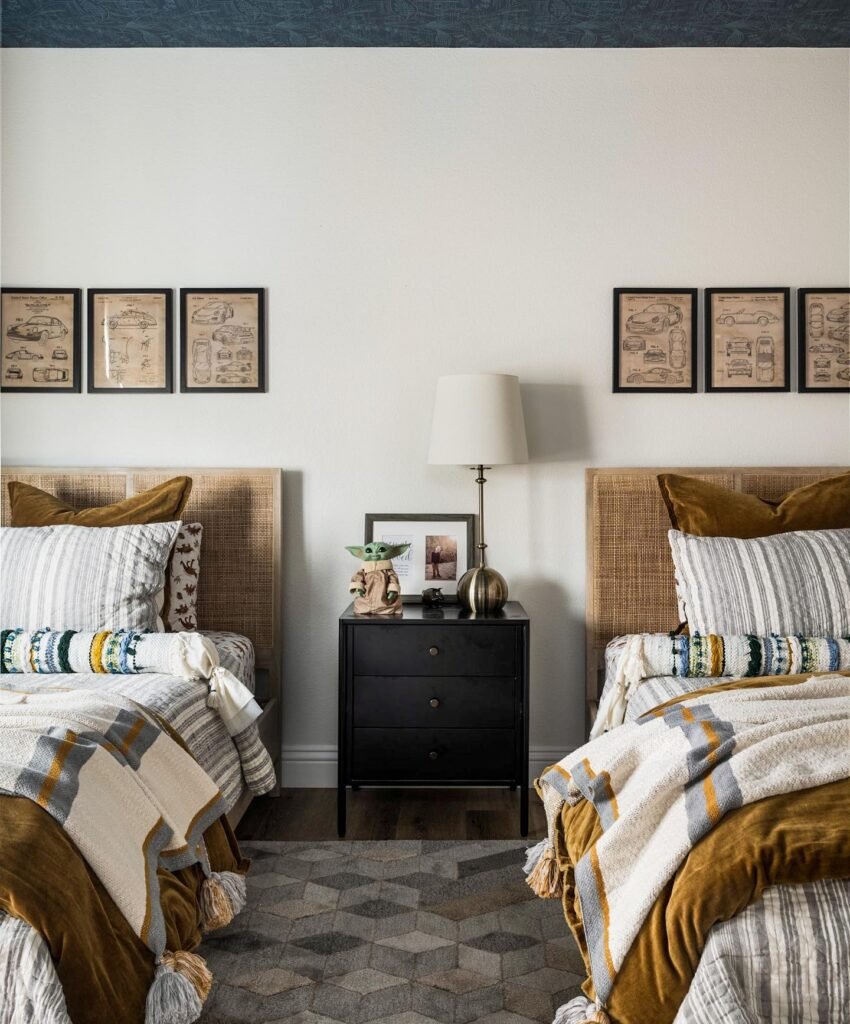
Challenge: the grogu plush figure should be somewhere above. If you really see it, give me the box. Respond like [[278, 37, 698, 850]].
[[346, 541, 411, 615]]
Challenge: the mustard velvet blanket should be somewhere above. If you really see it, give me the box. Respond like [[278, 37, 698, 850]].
[[526, 673, 850, 1021], [0, 689, 246, 1023]]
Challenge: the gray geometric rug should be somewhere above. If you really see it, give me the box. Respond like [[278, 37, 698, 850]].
[[198, 840, 586, 1023]]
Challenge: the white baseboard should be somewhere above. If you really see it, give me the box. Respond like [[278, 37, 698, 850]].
[[280, 745, 575, 789]]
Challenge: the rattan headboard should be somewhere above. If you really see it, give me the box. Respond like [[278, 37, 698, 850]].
[[0, 467, 282, 684], [585, 466, 847, 732]]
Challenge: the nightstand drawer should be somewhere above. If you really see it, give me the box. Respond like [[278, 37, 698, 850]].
[[353, 676, 515, 728], [351, 728, 515, 781], [352, 624, 517, 677]]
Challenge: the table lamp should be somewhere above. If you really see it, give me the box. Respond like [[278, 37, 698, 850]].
[[428, 373, 528, 612]]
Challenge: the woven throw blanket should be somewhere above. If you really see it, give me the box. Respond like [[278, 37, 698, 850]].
[[592, 632, 850, 737], [1, 628, 260, 737], [526, 674, 850, 1011]]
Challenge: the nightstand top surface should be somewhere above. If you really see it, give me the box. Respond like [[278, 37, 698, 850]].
[[340, 601, 528, 623]]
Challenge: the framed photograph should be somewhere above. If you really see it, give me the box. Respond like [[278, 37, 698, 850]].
[[87, 289, 173, 393], [706, 288, 790, 392], [364, 514, 475, 602], [798, 288, 849, 393], [613, 288, 697, 393], [1, 288, 81, 393], [180, 288, 265, 393]]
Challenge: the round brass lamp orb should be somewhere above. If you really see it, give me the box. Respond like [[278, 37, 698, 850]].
[[457, 565, 508, 613]]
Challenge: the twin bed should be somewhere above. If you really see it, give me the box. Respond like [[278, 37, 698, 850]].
[[529, 466, 850, 1024], [0, 467, 282, 1023]]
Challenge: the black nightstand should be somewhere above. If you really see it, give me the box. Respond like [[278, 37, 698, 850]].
[[337, 601, 530, 837]]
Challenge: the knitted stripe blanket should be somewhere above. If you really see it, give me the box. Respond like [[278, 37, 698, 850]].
[[526, 674, 850, 1011], [1, 629, 260, 737], [0, 688, 245, 1022], [593, 632, 850, 737]]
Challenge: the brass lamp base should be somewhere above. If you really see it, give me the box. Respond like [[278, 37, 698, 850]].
[[457, 565, 508, 613]]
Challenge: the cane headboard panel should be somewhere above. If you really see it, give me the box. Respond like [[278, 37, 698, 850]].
[[585, 466, 847, 729]]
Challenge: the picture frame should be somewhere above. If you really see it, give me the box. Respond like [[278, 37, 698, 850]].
[[87, 288, 173, 393], [705, 287, 791, 393], [180, 288, 266, 393], [797, 288, 850, 393], [364, 513, 475, 602], [1, 287, 82, 393], [613, 288, 698, 393]]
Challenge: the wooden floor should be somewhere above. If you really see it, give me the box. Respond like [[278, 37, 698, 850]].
[[237, 788, 546, 841]]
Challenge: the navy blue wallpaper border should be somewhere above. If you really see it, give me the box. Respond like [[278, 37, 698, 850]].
[[3, 1, 849, 48]]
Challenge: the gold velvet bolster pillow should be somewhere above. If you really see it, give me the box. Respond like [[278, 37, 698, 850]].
[[8, 476, 192, 527], [657, 471, 850, 539]]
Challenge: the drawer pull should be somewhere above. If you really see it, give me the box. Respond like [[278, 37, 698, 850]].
[[429, 698, 440, 709], [428, 646, 439, 656], [429, 750, 439, 760]]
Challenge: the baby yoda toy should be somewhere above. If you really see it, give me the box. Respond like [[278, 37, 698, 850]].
[[346, 541, 411, 615]]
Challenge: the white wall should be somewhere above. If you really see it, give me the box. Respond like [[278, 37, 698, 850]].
[[2, 48, 849, 783]]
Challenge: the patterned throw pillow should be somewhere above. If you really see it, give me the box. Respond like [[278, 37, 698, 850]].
[[1, 521, 180, 632], [165, 523, 203, 631], [668, 527, 850, 637]]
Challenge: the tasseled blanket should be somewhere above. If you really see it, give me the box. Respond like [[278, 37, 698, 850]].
[[0, 628, 261, 737], [592, 632, 850, 738], [0, 688, 246, 1024]]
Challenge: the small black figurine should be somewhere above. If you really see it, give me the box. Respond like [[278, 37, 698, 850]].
[[421, 587, 445, 606]]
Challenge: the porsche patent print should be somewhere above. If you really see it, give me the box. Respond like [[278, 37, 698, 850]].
[[798, 289, 850, 392], [613, 289, 697, 392], [706, 289, 789, 392], [1, 288, 81, 392]]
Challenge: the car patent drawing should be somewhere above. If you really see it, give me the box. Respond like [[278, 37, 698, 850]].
[[52, 347, 68, 360], [218, 362, 251, 374], [626, 367, 683, 385], [826, 301, 850, 323], [716, 309, 779, 326], [814, 368, 832, 383], [192, 339, 212, 384], [668, 329, 686, 369], [813, 357, 832, 370], [725, 337, 752, 357], [809, 302, 825, 339], [809, 342, 845, 354], [5, 365, 23, 380], [643, 345, 666, 363], [727, 359, 752, 378], [827, 324, 849, 343], [6, 315, 68, 341], [755, 336, 775, 383], [235, 346, 253, 362], [104, 311, 156, 330], [215, 372, 250, 385], [836, 351, 850, 365], [625, 303, 683, 335], [837, 367, 850, 382], [5, 347, 43, 360], [32, 367, 69, 383], [211, 324, 253, 344], [216, 348, 233, 361], [622, 336, 645, 352], [192, 301, 233, 325]]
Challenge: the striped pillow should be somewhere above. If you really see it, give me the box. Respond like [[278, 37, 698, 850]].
[[668, 528, 850, 637], [1, 522, 180, 632]]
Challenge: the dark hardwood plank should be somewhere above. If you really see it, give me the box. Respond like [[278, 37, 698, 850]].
[[236, 788, 546, 842]]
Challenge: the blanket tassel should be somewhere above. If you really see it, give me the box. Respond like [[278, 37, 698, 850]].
[[201, 870, 247, 931], [524, 841, 563, 899], [553, 997, 611, 1024], [146, 950, 212, 1024]]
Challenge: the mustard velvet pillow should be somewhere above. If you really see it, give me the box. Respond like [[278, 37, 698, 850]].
[[658, 471, 850, 539], [8, 476, 192, 527]]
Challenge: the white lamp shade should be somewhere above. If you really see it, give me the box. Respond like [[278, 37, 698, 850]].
[[428, 373, 529, 466]]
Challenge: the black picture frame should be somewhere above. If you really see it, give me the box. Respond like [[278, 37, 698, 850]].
[[797, 288, 850, 393], [87, 288, 173, 394], [613, 288, 698, 393], [705, 287, 791, 393], [180, 287, 266, 393], [1, 287, 82, 393], [364, 513, 476, 603]]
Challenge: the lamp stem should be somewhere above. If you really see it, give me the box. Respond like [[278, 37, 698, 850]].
[[472, 464, 489, 569]]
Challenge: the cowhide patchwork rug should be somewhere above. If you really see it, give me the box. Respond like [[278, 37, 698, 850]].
[[198, 840, 585, 1024]]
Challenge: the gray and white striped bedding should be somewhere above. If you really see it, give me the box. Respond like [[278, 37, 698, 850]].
[[587, 635, 850, 1023], [667, 527, 850, 636]]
